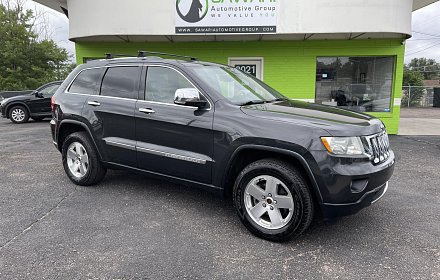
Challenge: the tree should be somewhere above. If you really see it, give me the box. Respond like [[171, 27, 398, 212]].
[[0, 1, 71, 91], [402, 66, 425, 107], [408, 57, 439, 80]]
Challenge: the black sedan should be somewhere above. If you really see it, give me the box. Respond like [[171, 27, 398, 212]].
[[0, 81, 62, 124]]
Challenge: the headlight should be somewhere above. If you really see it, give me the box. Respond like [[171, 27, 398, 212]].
[[321, 136, 366, 156]]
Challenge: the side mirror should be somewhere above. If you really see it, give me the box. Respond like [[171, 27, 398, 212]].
[[174, 88, 207, 109], [34, 91, 43, 98]]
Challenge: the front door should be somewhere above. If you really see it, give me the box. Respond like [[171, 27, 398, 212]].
[[29, 83, 60, 114], [135, 65, 214, 184]]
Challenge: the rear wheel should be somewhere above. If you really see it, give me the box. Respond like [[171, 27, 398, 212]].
[[9, 106, 29, 124], [233, 159, 314, 242], [62, 132, 106, 186]]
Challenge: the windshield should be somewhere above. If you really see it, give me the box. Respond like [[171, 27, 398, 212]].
[[189, 65, 287, 105]]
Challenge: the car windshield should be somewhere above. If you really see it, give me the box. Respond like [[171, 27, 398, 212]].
[[189, 65, 287, 106]]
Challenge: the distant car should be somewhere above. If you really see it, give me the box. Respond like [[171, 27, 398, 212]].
[[0, 81, 62, 123]]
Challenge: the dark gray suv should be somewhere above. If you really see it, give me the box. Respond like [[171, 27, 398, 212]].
[[50, 52, 394, 241]]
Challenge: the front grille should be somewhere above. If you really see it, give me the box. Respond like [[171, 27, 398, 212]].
[[368, 131, 390, 165]]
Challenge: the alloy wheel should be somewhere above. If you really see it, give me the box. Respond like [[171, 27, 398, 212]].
[[11, 108, 26, 122], [244, 175, 294, 230], [66, 142, 89, 178]]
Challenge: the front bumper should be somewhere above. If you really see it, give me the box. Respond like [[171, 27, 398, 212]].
[[307, 149, 395, 218], [321, 182, 388, 218], [1, 105, 7, 118]]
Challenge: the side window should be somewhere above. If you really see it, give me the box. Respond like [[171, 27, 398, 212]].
[[68, 68, 102, 95], [101, 67, 140, 99], [146, 67, 195, 104], [39, 84, 60, 97]]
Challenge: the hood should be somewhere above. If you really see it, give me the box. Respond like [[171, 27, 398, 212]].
[[1, 92, 35, 103], [241, 100, 384, 136]]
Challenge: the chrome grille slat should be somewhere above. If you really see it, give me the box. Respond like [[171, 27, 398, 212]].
[[368, 131, 390, 165]]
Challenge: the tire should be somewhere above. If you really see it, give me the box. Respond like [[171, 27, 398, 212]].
[[233, 159, 314, 242], [61, 131, 106, 186], [31, 117, 45, 121], [9, 105, 29, 124]]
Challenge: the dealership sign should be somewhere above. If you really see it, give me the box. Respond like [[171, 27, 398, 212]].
[[175, 0, 277, 34]]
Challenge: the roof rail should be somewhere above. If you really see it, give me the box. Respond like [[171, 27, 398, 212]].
[[137, 51, 198, 61], [105, 53, 138, 59]]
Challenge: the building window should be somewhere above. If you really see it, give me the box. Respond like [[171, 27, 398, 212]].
[[228, 58, 264, 80], [315, 56, 395, 112]]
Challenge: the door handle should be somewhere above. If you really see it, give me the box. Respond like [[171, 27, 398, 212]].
[[87, 101, 101, 107], [139, 108, 155, 114]]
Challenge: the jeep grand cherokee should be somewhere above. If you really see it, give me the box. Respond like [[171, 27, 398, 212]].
[[50, 52, 394, 241]]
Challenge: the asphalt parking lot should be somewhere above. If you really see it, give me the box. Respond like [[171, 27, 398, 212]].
[[0, 118, 439, 280]]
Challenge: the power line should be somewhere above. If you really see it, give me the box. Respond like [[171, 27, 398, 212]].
[[405, 38, 440, 54], [412, 31, 440, 38], [408, 38, 440, 41], [413, 15, 440, 30], [405, 41, 440, 56]]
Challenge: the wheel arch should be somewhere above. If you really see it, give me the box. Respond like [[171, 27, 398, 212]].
[[5, 102, 31, 118], [57, 120, 103, 161], [222, 145, 323, 204]]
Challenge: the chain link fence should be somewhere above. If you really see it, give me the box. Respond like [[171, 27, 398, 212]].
[[401, 86, 436, 108]]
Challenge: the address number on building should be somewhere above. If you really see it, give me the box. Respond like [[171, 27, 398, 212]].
[[235, 64, 257, 77]]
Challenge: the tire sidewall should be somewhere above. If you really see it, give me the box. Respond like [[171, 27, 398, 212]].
[[62, 133, 93, 185], [9, 106, 29, 124], [234, 163, 307, 239]]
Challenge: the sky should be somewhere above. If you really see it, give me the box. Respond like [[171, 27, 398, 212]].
[[406, 1, 440, 63], [21, 0, 74, 60], [17, 0, 440, 64]]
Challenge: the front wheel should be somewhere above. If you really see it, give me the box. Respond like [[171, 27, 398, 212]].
[[62, 132, 107, 186], [9, 106, 29, 124], [233, 159, 314, 242]]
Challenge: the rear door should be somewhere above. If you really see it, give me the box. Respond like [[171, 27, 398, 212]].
[[135, 65, 214, 184], [83, 65, 142, 167]]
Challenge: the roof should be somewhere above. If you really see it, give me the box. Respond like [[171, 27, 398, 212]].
[[81, 55, 223, 69], [34, 0, 438, 14], [33, 0, 438, 42], [423, 80, 440, 87], [413, 0, 439, 10]]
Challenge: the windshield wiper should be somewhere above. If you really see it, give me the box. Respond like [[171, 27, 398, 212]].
[[269, 98, 289, 103], [240, 100, 268, 106], [240, 98, 288, 106]]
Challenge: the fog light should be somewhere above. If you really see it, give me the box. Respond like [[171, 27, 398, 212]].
[[351, 179, 368, 193]]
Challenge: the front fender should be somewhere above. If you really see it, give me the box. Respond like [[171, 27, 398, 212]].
[[5, 102, 31, 117], [219, 143, 323, 204]]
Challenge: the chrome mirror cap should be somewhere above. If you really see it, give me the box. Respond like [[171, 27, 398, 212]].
[[174, 88, 207, 108]]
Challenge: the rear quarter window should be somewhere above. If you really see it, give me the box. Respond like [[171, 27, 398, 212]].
[[68, 68, 103, 95]]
